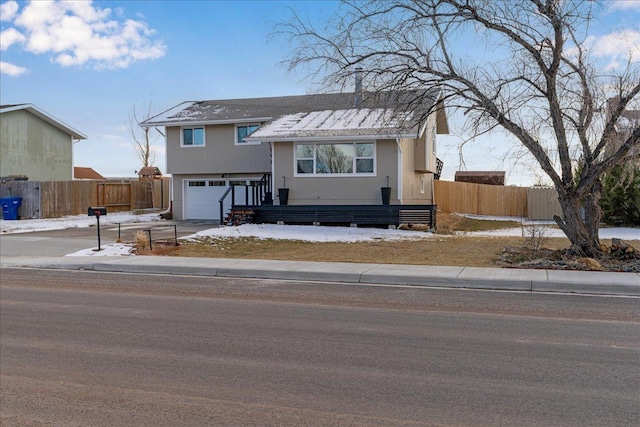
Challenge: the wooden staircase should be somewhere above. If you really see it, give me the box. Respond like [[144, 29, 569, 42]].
[[223, 208, 255, 226]]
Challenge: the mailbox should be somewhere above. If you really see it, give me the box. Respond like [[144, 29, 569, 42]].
[[88, 207, 107, 217]]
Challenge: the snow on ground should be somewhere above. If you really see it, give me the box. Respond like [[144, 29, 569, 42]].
[[466, 226, 639, 240], [186, 223, 431, 243], [0, 211, 162, 234], [1, 211, 162, 257], [2, 211, 637, 257], [66, 243, 135, 257]]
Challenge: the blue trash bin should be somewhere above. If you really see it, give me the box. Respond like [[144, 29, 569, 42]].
[[0, 196, 22, 220]]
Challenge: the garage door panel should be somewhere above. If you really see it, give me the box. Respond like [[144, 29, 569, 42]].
[[184, 180, 250, 220], [185, 181, 224, 220]]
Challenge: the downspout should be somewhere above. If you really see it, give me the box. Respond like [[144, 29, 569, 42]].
[[395, 137, 403, 204]]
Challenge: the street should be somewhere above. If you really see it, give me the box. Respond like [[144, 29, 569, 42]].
[[1, 268, 639, 426]]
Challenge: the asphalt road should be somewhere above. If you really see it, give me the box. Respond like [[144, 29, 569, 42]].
[[1, 268, 639, 426]]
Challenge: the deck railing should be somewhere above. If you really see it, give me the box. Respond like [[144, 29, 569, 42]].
[[237, 204, 436, 229]]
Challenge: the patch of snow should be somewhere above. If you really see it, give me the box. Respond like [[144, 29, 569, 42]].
[[0, 211, 162, 234], [185, 223, 431, 243], [465, 226, 639, 240], [66, 243, 135, 257]]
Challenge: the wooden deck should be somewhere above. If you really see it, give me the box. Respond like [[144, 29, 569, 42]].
[[231, 204, 437, 228]]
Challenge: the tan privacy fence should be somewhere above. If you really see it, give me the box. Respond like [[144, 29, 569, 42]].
[[526, 186, 563, 220], [434, 180, 561, 220], [0, 178, 169, 219]]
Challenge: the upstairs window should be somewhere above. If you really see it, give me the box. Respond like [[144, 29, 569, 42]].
[[236, 124, 260, 145], [182, 127, 205, 146]]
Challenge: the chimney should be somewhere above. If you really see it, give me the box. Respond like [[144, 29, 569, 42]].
[[353, 67, 363, 108]]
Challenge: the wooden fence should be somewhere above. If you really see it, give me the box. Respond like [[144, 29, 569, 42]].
[[434, 180, 528, 217], [434, 180, 561, 220], [0, 178, 170, 219]]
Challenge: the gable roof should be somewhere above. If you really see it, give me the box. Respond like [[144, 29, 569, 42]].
[[138, 166, 162, 176], [0, 104, 87, 140], [246, 108, 419, 142], [74, 167, 105, 180], [141, 89, 442, 130]]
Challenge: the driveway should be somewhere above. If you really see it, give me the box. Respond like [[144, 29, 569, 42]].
[[0, 220, 219, 258]]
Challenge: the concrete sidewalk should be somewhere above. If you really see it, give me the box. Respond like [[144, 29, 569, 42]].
[[1, 255, 639, 296]]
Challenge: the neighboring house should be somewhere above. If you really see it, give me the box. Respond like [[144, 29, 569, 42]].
[[74, 166, 105, 180], [0, 104, 87, 181], [605, 97, 640, 165], [455, 171, 505, 186], [142, 89, 448, 222], [138, 166, 162, 181]]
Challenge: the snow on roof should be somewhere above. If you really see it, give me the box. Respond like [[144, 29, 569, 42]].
[[246, 108, 418, 142], [140, 89, 439, 128]]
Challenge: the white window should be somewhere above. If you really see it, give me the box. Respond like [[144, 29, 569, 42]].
[[295, 142, 375, 176], [236, 124, 260, 145], [182, 127, 205, 146]]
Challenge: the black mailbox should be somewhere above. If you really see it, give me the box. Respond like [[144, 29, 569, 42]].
[[88, 207, 107, 217]]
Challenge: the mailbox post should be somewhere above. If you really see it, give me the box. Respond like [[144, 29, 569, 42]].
[[88, 207, 107, 251]]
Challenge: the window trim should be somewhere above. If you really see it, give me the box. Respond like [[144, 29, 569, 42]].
[[181, 126, 205, 147], [235, 123, 261, 145], [294, 141, 376, 177]]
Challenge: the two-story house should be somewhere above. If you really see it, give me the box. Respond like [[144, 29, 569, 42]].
[[1, 104, 86, 181], [142, 89, 448, 223]]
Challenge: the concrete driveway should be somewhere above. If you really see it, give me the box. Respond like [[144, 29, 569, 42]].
[[0, 220, 219, 258]]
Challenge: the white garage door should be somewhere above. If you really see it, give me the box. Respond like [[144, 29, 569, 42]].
[[184, 180, 249, 220]]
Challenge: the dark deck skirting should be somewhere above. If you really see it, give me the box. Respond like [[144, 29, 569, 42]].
[[233, 204, 437, 228]]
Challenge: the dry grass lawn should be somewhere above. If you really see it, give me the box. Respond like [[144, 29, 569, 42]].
[[167, 235, 575, 267], [142, 212, 607, 268]]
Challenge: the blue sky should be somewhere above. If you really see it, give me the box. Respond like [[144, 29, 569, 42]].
[[1, 0, 639, 184]]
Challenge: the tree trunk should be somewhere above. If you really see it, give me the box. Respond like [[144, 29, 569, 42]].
[[554, 185, 602, 258]]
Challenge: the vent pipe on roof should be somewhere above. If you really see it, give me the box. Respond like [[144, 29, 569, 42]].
[[354, 67, 363, 108]]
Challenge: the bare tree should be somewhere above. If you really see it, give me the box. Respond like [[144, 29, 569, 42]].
[[128, 98, 159, 168], [280, 0, 640, 257]]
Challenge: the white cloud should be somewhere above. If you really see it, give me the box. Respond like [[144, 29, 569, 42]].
[[0, 61, 28, 76], [591, 29, 640, 68], [3, 0, 165, 70], [0, 0, 19, 21], [0, 27, 25, 50], [607, 1, 640, 12]]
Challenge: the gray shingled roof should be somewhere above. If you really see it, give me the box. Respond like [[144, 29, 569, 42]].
[[141, 89, 439, 127]]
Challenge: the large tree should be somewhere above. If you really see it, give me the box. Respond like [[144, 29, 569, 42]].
[[281, 0, 640, 257]]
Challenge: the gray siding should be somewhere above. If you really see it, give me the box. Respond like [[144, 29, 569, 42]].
[[166, 124, 271, 175], [0, 110, 73, 181], [401, 137, 435, 204], [273, 140, 400, 205]]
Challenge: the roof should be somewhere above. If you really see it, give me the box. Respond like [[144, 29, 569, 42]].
[[74, 167, 105, 180], [141, 90, 441, 129], [0, 104, 87, 140], [455, 171, 506, 186], [138, 166, 162, 176], [246, 108, 418, 142]]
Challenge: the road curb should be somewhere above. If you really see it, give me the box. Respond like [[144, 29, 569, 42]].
[[1, 256, 639, 296]]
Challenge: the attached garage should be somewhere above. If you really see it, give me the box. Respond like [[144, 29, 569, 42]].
[[183, 179, 252, 220]]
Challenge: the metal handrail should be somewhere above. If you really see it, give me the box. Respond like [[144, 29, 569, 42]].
[[218, 174, 271, 223]]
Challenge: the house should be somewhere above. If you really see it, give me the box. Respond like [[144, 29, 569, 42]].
[[142, 89, 448, 223], [74, 166, 105, 180], [605, 97, 640, 166], [138, 166, 162, 181], [455, 171, 505, 186], [0, 104, 87, 181]]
